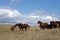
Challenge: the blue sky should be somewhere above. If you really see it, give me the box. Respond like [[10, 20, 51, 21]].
[[0, 0, 60, 14], [0, 0, 60, 25]]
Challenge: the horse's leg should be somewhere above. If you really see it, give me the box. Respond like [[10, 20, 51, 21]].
[[41, 27, 43, 29], [22, 28, 23, 31], [25, 27, 27, 31], [53, 26, 56, 28], [18, 26, 21, 31], [43, 27, 45, 29], [20, 28, 21, 31], [53, 25, 57, 28], [47, 25, 52, 29], [59, 24, 60, 27]]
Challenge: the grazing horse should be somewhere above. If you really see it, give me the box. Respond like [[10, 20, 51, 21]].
[[10, 23, 30, 31], [37, 21, 49, 29], [10, 25, 16, 31], [50, 21, 58, 28]]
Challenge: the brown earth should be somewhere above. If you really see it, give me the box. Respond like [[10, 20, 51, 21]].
[[0, 24, 60, 40]]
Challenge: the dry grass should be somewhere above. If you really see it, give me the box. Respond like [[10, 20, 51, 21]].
[[0, 24, 60, 40]]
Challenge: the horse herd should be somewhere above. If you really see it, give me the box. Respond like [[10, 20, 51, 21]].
[[38, 21, 60, 29], [10, 21, 60, 31]]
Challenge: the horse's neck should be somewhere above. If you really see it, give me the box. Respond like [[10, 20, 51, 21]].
[[39, 22, 42, 25], [40, 22, 43, 24]]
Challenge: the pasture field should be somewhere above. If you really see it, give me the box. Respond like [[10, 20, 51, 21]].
[[0, 24, 60, 40]]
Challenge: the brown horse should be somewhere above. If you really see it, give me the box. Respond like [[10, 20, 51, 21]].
[[56, 21, 60, 27], [37, 21, 49, 29], [10, 23, 30, 31], [10, 24, 17, 31], [50, 21, 58, 28]]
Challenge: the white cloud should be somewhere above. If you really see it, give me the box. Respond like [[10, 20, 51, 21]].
[[28, 15, 40, 19], [0, 8, 59, 26], [0, 8, 23, 24], [25, 10, 59, 24], [45, 16, 58, 21], [0, 8, 22, 18], [46, 16, 53, 20]]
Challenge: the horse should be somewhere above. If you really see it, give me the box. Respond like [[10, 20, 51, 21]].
[[37, 21, 49, 29], [10, 25, 16, 31], [10, 23, 30, 31], [55, 21, 60, 27], [50, 21, 58, 28]]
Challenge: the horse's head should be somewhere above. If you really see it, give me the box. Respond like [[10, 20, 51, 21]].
[[16, 24, 18, 26], [27, 25, 30, 30], [10, 24, 17, 31], [10, 27, 14, 31], [28, 25, 30, 28], [50, 21, 54, 25], [37, 21, 42, 24], [16, 23, 22, 26]]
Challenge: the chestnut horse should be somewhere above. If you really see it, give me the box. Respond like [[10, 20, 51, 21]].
[[50, 21, 58, 28], [37, 21, 49, 29], [56, 21, 60, 27], [11, 23, 30, 31]]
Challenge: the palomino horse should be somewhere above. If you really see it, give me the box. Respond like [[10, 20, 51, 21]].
[[11, 23, 30, 31], [37, 21, 49, 29]]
